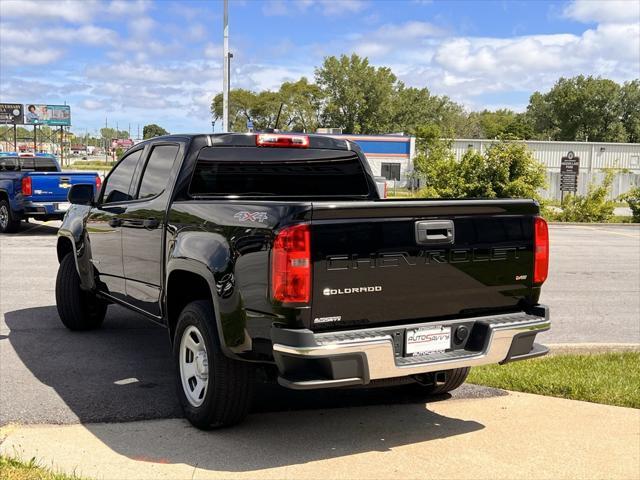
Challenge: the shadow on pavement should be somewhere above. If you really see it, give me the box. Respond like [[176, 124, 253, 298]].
[[11, 222, 60, 236], [5, 304, 489, 471]]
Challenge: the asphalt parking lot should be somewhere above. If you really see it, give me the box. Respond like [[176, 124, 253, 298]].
[[1, 221, 639, 478], [1, 221, 638, 427]]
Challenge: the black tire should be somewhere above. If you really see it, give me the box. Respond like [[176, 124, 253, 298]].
[[173, 300, 254, 429], [0, 199, 20, 233], [55, 253, 107, 330], [414, 367, 470, 395]]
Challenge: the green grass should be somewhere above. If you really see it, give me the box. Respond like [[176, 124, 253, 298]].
[[468, 352, 640, 408], [0, 456, 86, 480]]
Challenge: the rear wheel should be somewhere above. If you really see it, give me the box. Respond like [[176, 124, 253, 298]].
[[413, 367, 470, 395], [173, 300, 254, 429], [0, 199, 20, 233], [55, 253, 107, 330]]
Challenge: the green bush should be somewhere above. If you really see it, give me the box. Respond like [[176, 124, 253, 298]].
[[619, 186, 640, 222], [413, 131, 546, 201], [556, 171, 616, 222]]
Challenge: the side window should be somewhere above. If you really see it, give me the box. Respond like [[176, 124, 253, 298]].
[[136, 145, 179, 199], [102, 150, 142, 204]]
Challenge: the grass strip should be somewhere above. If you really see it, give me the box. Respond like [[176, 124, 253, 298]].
[[0, 456, 87, 480], [468, 352, 640, 408]]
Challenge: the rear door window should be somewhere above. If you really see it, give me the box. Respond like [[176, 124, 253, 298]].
[[135, 144, 179, 199], [189, 147, 370, 198]]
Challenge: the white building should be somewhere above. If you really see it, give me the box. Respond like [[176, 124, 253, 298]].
[[452, 139, 640, 200]]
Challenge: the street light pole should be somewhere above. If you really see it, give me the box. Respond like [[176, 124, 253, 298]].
[[222, 0, 229, 132]]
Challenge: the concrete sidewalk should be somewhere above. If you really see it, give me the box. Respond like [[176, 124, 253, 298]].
[[1, 391, 638, 480]]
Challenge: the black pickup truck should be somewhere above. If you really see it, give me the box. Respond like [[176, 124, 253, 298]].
[[56, 133, 550, 429]]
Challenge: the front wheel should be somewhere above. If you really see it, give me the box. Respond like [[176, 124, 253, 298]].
[[55, 253, 107, 330], [173, 300, 254, 429], [0, 199, 20, 233]]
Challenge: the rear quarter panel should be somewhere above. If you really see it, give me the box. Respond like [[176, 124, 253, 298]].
[[166, 201, 312, 358]]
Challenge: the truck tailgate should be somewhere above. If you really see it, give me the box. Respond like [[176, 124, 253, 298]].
[[309, 199, 540, 330], [26, 171, 97, 202]]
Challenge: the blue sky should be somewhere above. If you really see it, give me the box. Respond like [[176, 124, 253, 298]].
[[1, 0, 638, 136]]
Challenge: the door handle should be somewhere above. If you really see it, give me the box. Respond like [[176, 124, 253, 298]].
[[108, 218, 121, 228], [415, 220, 454, 245]]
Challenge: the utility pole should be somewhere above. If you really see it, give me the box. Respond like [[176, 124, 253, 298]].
[[222, 0, 229, 132], [104, 117, 108, 163]]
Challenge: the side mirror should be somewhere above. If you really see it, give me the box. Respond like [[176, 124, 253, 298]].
[[68, 184, 95, 206]]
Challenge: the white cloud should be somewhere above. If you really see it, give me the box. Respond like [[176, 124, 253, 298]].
[[563, 0, 640, 24], [204, 43, 223, 59], [106, 0, 150, 15], [0, 0, 101, 23], [317, 0, 367, 15], [0, 24, 118, 47], [354, 20, 445, 56], [0, 0, 150, 24], [0, 46, 64, 66], [341, 5, 639, 110], [260, 0, 366, 17], [81, 99, 106, 110]]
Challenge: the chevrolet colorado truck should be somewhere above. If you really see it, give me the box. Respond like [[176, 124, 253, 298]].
[[55, 133, 550, 429], [0, 152, 100, 233]]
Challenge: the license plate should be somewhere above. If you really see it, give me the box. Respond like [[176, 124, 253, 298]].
[[405, 326, 451, 356], [57, 202, 71, 211]]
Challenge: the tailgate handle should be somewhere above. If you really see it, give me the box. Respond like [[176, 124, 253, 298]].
[[415, 220, 454, 245]]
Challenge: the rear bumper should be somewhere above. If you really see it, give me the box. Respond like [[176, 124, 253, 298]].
[[272, 306, 550, 390], [23, 201, 68, 218]]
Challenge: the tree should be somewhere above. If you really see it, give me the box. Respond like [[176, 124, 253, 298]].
[[315, 54, 397, 134], [100, 128, 129, 140], [143, 124, 168, 139], [467, 109, 533, 140], [390, 85, 469, 136], [278, 77, 323, 132], [621, 80, 640, 143], [211, 89, 283, 132], [526, 76, 626, 142]]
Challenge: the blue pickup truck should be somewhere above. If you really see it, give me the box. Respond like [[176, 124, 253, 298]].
[[0, 153, 100, 233]]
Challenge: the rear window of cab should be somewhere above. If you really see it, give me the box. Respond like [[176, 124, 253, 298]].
[[189, 147, 370, 198]]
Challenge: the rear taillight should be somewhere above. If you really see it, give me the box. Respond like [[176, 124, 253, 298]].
[[533, 217, 549, 284], [95, 175, 102, 192], [383, 181, 388, 199], [21, 176, 32, 196], [271, 223, 311, 304], [256, 133, 309, 148]]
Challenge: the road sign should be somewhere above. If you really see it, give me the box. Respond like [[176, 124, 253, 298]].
[[560, 154, 580, 192], [0, 103, 23, 124]]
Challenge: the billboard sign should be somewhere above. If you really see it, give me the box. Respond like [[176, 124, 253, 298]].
[[560, 151, 579, 192], [111, 138, 134, 149], [0, 103, 24, 124], [24, 104, 71, 126]]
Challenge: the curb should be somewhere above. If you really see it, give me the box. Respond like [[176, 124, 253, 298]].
[[548, 222, 638, 226], [546, 343, 640, 354]]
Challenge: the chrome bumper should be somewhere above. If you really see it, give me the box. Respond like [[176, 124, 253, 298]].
[[272, 309, 550, 389]]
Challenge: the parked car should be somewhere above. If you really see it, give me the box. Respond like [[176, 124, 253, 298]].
[[0, 153, 100, 233], [55, 133, 550, 429]]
